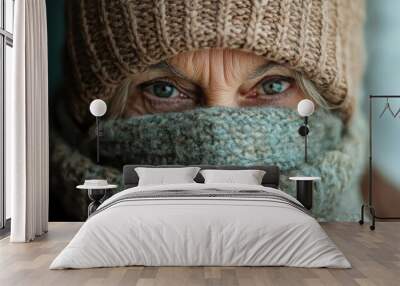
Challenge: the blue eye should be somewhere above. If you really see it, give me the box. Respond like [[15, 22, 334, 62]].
[[144, 82, 180, 98], [259, 78, 292, 95]]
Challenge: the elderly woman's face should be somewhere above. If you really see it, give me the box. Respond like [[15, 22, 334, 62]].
[[124, 49, 305, 116]]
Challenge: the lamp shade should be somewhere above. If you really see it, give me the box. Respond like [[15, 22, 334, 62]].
[[297, 99, 315, 117], [89, 99, 107, 117]]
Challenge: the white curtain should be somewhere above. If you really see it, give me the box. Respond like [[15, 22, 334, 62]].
[[7, 0, 49, 242]]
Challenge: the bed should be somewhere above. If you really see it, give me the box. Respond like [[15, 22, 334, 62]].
[[50, 165, 350, 269]]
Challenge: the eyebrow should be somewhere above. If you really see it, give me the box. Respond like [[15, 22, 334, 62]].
[[148, 61, 192, 81], [246, 62, 279, 80]]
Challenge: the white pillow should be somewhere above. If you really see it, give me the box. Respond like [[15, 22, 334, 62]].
[[135, 167, 201, 186], [200, 169, 266, 185]]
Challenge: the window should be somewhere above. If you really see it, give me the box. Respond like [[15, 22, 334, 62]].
[[0, 0, 14, 231]]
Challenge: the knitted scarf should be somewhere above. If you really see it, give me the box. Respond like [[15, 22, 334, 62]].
[[52, 107, 367, 221]]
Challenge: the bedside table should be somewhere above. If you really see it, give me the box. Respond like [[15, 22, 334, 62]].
[[77, 184, 118, 217], [289, 177, 321, 210]]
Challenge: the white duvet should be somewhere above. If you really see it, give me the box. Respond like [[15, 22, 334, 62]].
[[50, 183, 350, 269]]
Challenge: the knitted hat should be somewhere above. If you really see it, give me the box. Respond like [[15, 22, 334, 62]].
[[68, 0, 365, 123]]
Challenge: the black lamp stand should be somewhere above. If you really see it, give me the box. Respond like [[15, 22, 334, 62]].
[[298, 116, 309, 163], [95, 116, 101, 163]]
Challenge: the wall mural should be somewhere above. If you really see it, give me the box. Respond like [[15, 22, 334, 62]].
[[48, 0, 369, 222]]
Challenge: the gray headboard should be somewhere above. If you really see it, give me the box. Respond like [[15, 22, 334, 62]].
[[123, 165, 280, 189]]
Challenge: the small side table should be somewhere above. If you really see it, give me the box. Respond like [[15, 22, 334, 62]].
[[76, 184, 118, 217], [289, 177, 321, 210]]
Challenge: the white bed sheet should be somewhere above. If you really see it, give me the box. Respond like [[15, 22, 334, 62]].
[[50, 183, 350, 269]]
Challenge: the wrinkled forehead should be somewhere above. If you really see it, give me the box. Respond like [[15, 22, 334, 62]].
[[140, 49, 295, 86], [168, 49, 266, 82]]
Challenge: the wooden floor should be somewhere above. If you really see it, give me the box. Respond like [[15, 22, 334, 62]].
[[0, 222, 399, 286]]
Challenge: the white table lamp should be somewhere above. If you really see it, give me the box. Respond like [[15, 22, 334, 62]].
[[297, 99, 315, 163]]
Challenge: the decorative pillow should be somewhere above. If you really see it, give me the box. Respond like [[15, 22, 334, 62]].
[[135, 167, 201, 186], [200, 169, 266, 185]]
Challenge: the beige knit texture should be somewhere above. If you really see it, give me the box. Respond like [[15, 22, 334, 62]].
[[68, 0, 365, 123]]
